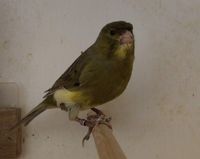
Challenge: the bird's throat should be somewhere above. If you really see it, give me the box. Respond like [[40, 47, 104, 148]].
[[114, 44, 133, 59]]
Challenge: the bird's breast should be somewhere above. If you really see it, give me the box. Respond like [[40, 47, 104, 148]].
[[80, 55, 134, 107], [54, 50, 134, 110]]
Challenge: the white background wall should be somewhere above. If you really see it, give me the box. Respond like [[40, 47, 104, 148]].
[[0, 0, 200, 159]]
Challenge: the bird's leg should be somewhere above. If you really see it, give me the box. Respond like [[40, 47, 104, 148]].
[[59, 103, 68, 111], [91, 108, 104, 116], [72, 107, 112, 145], [81, 112, 112, 146], [74, 116, 96, 146], [90, 108, 112, 129], [75, 117, 94, 128]]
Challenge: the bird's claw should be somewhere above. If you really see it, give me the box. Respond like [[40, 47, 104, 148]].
[[81, 112, 112, 146], [82, 127, 93, 146], [75, 109, 112, 146]]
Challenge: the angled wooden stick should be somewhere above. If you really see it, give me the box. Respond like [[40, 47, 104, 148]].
[[92, 124, 127, 159]]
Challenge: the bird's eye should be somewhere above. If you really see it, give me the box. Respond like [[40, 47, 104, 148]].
[[110, 30, 116, 36]]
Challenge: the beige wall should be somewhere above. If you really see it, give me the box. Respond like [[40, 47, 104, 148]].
[[0, 0, 200, 159]]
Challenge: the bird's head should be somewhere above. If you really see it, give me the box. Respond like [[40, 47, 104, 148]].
[[95, 21, 134, 53]]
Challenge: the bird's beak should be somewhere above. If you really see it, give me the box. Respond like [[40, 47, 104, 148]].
[[119, 30, 133, 45]]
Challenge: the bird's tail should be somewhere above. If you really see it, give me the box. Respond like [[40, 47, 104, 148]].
[[9, 96, 55, 131]]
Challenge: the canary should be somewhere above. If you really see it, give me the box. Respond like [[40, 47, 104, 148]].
[[11, 21, 134, 129]]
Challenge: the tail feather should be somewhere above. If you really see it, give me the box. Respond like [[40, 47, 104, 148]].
[[9, 102, 47, 131], [23, 104, 46, 126], [8, 95, 56, 132]]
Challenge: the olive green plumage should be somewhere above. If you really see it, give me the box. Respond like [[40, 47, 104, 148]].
[[11, 21, 135, 129]]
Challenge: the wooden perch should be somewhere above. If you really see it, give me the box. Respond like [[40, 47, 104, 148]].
[[92, 124, 127, 159], [0, 107, 22, 159]]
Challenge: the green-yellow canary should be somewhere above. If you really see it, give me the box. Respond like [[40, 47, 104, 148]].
[[12, 21, 135, 129]]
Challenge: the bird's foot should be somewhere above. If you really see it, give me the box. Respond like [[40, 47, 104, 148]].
[[82, 127, 93, 146], [89, 108, 112, 129], [75, 117, 94, 127], [75, 111, 112, 146]]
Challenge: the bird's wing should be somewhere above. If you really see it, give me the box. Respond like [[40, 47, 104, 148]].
[[43, 51, 91, 98]]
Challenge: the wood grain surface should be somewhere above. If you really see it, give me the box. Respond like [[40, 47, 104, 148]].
[[92, 124, 127, 159], [0, 107, 21, 159]]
